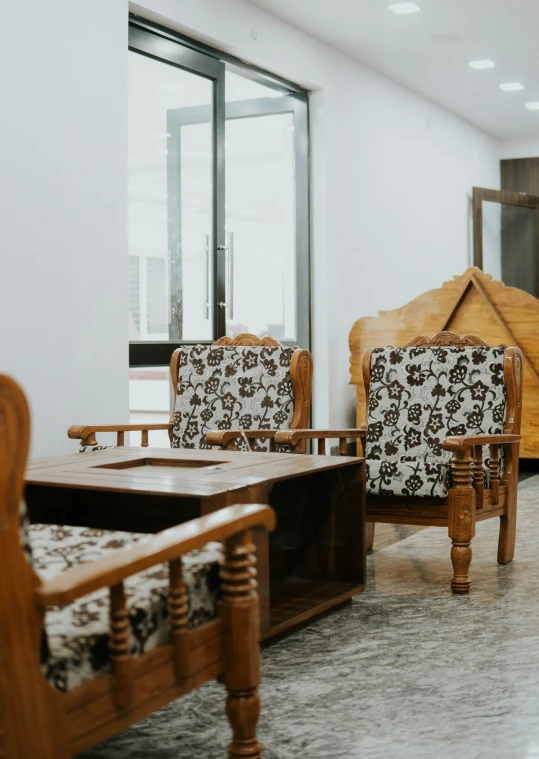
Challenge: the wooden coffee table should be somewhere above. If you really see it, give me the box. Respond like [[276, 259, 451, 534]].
[[25, 447, 366, 640]]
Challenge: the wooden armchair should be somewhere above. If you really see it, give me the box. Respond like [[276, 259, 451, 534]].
[[276, 333, 523, 594], [68, 334, 313, 453], [0, 374, 275, 759]]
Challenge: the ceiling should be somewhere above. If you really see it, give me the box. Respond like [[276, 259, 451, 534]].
[[246, 0, 539, 140]]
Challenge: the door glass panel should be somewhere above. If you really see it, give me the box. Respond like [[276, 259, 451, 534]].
[[481, 199, 537, 296], [501, 205, 536, 295], [128, 51, 214, 343], [481, 200, 502, 281], [225, 71, 297, 342]]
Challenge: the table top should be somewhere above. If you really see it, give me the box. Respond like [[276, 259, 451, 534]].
[[25, 447, 365, 498]]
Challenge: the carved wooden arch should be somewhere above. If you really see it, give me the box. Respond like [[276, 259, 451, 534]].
[[403, 331, 490, 347], [349, 268, 539, 457], [213, 334, 281, 347]]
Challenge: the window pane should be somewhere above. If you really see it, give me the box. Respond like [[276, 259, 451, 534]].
[[129, 367, 171, 448], [225, 72, 297, 342], [128, 51, 214, 342]]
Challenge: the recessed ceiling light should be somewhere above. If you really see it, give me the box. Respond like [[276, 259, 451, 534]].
[[388, 3, 421, 14], [525, 102, 539, 111], [499, 82, 524, 91], [468, 60, 495, 70]]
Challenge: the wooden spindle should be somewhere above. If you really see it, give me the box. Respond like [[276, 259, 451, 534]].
[[472, 445, 484, 509], [141, 430, 149, 447], [219, 531, 262, 759], [169, 558, 189, 683], [268, 437, 276, 452], [490, 443, 500, 505], [450, 448, 474, 489], [338, 438, 347, 456], [109, 583, 133, 708], [117, 431, 125, 447], [317, 438, 326, 455]]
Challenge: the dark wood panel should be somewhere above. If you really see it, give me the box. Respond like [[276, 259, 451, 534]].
[[501, 157, 539, 196]]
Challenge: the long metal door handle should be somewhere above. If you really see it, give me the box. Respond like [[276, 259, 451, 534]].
[[228, 232, 234, 320], [204, 234, 210, 319]]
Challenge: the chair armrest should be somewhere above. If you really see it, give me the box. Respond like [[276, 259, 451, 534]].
[[35, 504, 275, 608], [275, 429, 366, 455], [68, 423, 173, 447], [275, 428, 365, 444], [206, 430, 278, 450], [443, 434, 520, 452]]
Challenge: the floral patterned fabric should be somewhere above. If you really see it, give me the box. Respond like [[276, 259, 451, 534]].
[[20, 500, 34, 565], [365, 346, 506, 498], [79, 445, 114, 452], [171, 345, 295, 451], [26, 522, 222, 692]]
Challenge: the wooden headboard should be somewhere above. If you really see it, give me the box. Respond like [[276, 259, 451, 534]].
[[349, 267, 539, 458]]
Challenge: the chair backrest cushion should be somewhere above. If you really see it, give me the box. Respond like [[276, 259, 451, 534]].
[[366, 345, 506, 462], [19, 500, 35, 566], [172, 345, 295, 450]]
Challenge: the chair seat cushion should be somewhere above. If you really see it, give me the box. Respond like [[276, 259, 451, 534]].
[[30, 523, 222, 692], [366, 458, 451, 498]]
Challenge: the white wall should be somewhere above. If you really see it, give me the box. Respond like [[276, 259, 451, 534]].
[[0, 0, 129, 457], [499, 136, 539, 159], [133, 0, 501, 427]]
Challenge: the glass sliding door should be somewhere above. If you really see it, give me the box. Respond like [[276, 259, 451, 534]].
[[128, 19, 309, 367], [128, 25, 224, 365], [224, 69, 309, 346]]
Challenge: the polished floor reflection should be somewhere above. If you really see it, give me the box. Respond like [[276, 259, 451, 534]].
[[84, 476, 539, 759]]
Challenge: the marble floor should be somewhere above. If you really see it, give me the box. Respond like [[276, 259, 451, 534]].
[[84, 476, 539, 759]]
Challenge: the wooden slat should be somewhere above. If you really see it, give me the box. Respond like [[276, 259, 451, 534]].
[[265, 579, 361, 640]]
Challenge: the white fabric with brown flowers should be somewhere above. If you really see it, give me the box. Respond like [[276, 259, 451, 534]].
[[365, 346, 506, 498], [171, 345, 295, 451], [25, 516, 222, 692]]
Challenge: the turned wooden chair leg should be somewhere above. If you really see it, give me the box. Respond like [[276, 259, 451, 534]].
[[448, 450, 476, 594], [498, 446, 518, 564], [219, 531, 263, 759], [365, 522, 375, 551], [498, 505, 517, 564], [450, 538, 473, 594]]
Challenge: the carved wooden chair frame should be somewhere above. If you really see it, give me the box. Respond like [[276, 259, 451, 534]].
[[68, 333, 313, 453], [276, 332, 523, 593], [0, 374, 275, 759]]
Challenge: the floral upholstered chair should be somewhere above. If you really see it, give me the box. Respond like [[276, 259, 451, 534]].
[[275, 333, 523, 594], [68, 334, 313, 453], [1, 374, 275, 758]]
